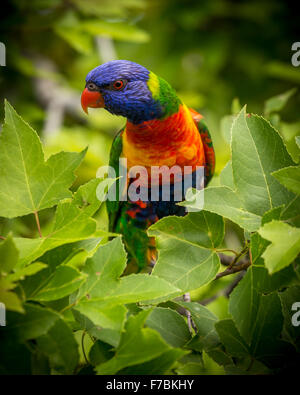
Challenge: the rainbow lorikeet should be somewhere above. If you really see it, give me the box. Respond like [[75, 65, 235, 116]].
[[81, 60, 215, 270]]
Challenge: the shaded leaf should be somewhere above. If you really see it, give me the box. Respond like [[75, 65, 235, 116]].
[[36, 318, 79, 374], [146, 307, 191, 347], [96, 310, 171, 374]]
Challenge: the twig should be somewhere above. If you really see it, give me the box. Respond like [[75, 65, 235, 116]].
[[34, 211, 42, 238], [215, 258, 251, 279], [183, 293, 197, 333], [216, 248, 239, 257]]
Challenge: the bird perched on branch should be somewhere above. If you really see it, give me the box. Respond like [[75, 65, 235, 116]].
[[81, 60, 215, 270]]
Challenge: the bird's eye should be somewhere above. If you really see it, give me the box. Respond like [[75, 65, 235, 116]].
[[86, 82, 98, 91], [112, 79, 126, 91]]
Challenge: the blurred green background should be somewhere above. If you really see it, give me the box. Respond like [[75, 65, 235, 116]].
[[0, 0, 299, 241]]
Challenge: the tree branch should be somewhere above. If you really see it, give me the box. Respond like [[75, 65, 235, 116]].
[[215, 256, 251, 279]]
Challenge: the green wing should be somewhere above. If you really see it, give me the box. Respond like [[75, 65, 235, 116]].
[[195, 118, 216, 186], [106, 127, 124, 232]]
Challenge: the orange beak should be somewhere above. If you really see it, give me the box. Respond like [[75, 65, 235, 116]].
[[81, 87, 105, 114]]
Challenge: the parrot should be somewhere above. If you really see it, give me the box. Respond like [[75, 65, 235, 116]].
[[81, 60, 215, 271]]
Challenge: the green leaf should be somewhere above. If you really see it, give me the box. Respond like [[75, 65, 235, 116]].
[[249, 293, 292, 366], [0, 101, 86, 218], [272, 166, 300, 195], [219, 161, 234, 189], [14, 179, 107, 267], [231, 107, 295, 217], [148, 211, 223, 292], [95, 310, 171, 374], [180, 186, 261, 231], [228, 267, 295, 367], [146, 307, 191, 347], [178, 301, 220, 351], [36, 318, 79, 374], [258, 220, 300, 273], [0, 287, 24, 313], [7, 262, 47, 282], [118, 349, 187, 375], [3, 304, 60, 341], [89, 340, 114, 367], [215, 319, 249, 357], [74, 302, 127, 332], [0, 235, 19, 274], [31, 266, 87, 302], [75, 237, 180, 308], [264, 88, 297, 116], [229, 266, 261, 344]]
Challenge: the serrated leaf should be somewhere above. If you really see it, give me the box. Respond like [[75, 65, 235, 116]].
[[219, 161, 234, 189], [258, 220, 300, 273], [231, 107, 295, 217], [0, 101, 86, 218], [14, 179, 108, 267], [95, 310, 171, 375], [272, 166, 300, 195], [77, 237, 180, 303], [148, 211, 223, 292], [146, 307, 191, 347], [31, 266, 87, 302]]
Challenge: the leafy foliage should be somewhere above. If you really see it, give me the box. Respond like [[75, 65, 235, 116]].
[[0, 99, 299, 375]]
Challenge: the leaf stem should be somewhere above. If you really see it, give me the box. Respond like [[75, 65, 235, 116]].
[[34, 211, 42, 238]]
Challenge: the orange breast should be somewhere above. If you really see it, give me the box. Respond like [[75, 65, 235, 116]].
[[122, 104, 205, 185]]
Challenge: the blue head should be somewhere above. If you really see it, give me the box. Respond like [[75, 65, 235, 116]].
[[81, 60, 179, 124]]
